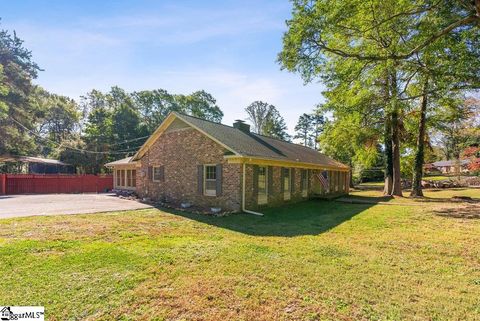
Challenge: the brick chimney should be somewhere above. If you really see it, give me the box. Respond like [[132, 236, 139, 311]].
[[233, 120, 250, 133]]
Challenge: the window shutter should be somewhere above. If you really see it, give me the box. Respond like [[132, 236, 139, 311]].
[[148, 166, 153, 181], [267, 166, 274, 196], [252, 165, 259, 196], [216, 164, 222, 196], [197, 165, 204, 194], [160, 166, 165, 182], [291, 168, 295, 193]]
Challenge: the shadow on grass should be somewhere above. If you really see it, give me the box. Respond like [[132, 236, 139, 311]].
[[159, 199, 373, 237], [345, 193, 480, 205], [433, 205, 480, 219]]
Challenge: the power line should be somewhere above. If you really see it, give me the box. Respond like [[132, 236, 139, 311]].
[[9, 116, 142, 155], [107, 135, 149, 146]]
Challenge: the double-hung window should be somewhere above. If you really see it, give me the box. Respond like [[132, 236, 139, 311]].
[[204, 165, 217, 196], [258, 166, 268, 205], [283, 168, 291, 200], [153, 166, 162, 182]]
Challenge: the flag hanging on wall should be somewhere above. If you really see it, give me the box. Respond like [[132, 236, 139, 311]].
[[315, 171, 329, 191]]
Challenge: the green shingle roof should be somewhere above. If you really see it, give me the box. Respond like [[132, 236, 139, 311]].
[[174, 112, 348, 169]]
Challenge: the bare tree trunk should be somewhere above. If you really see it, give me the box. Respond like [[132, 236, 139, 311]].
[[411, 79, 428, 197], [391, 109, 403, 196], [384, 113, 393, 195], [389, 68, 403, 197], [349, 161, 355, 188]]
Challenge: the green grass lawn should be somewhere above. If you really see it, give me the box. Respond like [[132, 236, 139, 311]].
[[423, 175, 452, 181], [357, 181, 385, 186], [423, 175, 475, 181], [1, 192, 480, 320], [350, 187, 480, 203], [359, 175, 476, 187]]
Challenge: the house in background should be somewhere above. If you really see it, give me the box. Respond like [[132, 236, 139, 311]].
[[107, 112, 349, 213], [0, 156, 75, 174], [425, 159, 471, 174]]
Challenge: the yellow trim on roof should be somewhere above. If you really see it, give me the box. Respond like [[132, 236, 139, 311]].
[[224, 155, 350, 171]]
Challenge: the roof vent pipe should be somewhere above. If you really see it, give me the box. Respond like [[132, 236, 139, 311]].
[[233, 120, 250, 133]]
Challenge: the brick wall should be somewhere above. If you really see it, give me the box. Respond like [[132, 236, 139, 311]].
[[244, 165, 308, 211], [136, 127, 242, 211], [244, 165, 348, 211]]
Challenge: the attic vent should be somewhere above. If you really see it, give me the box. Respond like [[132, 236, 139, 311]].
[[233, 120, 250, 133]]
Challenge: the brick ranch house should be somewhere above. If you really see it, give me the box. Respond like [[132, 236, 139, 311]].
[[106, 112, 349, 213], [424, 159, 471, 174]]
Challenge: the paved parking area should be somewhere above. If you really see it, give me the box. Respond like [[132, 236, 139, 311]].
[[0, 193, 152, 219]]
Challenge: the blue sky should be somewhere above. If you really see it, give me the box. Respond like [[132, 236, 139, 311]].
[[1, 0, 325, 134]]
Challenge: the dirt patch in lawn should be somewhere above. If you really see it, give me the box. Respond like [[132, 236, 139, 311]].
[[433, 204, 480, 219]]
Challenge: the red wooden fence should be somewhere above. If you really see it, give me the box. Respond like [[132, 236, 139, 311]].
[[0, 174, 113, 195]]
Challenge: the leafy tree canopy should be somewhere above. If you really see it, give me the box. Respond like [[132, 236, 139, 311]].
[[245, 101, 291, 141]]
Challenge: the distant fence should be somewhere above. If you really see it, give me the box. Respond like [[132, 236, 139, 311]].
[[0, 174, 113, 195]]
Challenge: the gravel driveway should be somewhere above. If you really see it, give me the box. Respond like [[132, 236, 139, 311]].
[[0, 193, 152, 219]]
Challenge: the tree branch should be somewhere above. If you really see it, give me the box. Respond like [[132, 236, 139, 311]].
[[362, 0, 443, 33], [316, 15, 478, 61]]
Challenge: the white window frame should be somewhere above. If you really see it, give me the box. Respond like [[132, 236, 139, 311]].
[[257, 166, 268, 205], [152, 166, 162, 182], [204, 164, 217, 197], [283, 168, 291, 201], [116, 169, 121, 187], [126, 169, 137, 187], [115, 168, 136, 189]]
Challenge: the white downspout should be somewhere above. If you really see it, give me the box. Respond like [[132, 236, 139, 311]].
[[242, 162, 264, 216]]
